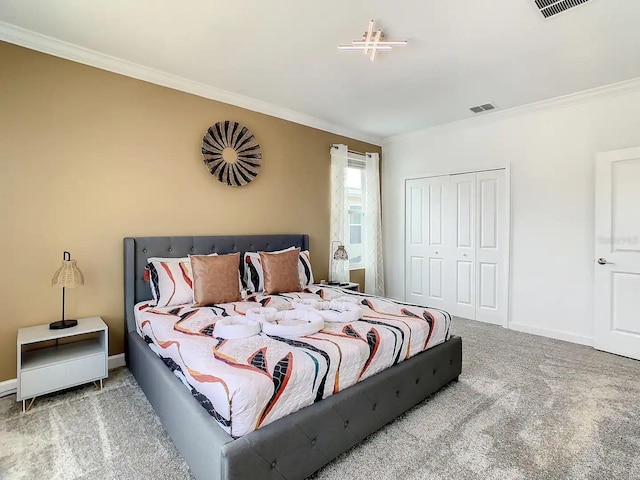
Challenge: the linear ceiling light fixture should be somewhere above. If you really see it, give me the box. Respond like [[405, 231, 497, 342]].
[[338, 20, 407, 61]]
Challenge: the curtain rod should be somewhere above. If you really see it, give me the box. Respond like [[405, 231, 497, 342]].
[[331, 144, 371, 157]]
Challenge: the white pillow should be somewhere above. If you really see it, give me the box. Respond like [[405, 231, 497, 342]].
[[298, 250, 315, 286], [146, 256, 188, 303], [147, 257, 193, 307], [244, 248, 314, 293]]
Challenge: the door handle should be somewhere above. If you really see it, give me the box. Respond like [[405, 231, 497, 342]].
[[597, 258, 614, 265]]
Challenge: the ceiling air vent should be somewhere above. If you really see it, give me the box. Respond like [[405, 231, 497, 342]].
[[534, 0, 591, 18], [469, 103, 497, 114]]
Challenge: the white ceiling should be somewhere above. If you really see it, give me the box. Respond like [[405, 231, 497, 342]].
[[1, 0, 640, 143]]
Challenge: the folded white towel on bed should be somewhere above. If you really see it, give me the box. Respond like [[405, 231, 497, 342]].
[[333, 295, 362, 304], [261, 309, 324, 338], [290, 298, 364, 323], [245, 307, 279, 324], [290, 298, 321, 310], [214, 316, 261, 339]]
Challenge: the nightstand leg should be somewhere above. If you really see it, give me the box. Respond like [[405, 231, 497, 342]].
[[23, 397, 36, 412], [100, 378, 103, 390]]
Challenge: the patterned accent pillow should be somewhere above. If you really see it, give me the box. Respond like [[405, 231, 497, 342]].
[[147, 258, 194, 307], [244, 248, 314, 293], [298, 250, 315, 286], [146, 256, 188, 303]]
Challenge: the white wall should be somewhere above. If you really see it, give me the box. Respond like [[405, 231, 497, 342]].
[[382, 85, 640, 345]]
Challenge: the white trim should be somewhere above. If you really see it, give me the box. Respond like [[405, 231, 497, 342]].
[[108, 353, 126, 370], [385, 76, 640, 144], [0, 21, 382, 146], [0, 378, 17, 399], [509, 323, 594, 347], [0, 353, 127, 399], [503, 164, 512, 330], [7, 20, 638, 148], [402, 166, 507, 181]]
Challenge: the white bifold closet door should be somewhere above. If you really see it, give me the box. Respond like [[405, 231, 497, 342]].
[[405, 169, 507, 324]]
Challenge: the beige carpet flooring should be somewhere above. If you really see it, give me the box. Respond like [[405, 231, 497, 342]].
[[1, 318, 639, 480]]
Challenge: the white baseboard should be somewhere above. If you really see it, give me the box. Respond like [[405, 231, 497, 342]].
[[0, 353, 127, 399], [108, 353, 126, 370], [0, 378, 16, 399], [509, 323, 593, 347]]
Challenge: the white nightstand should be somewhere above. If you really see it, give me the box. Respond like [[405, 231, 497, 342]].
[[17, 316, 108, 412]]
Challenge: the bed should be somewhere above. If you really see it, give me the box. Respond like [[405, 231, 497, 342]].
[[124, 234, 462, 480]]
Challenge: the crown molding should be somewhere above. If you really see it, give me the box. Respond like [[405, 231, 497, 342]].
[[384, 76, 640, 144], [0, 21, 382, 146]]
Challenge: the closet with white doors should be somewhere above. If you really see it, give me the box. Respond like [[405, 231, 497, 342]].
[[405, 169, 508, 325]]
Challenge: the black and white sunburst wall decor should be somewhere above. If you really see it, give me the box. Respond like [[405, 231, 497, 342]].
[[201, 121, 262, 187]]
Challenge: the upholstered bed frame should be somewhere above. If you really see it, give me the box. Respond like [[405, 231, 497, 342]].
[[124, 235, 462, 480]]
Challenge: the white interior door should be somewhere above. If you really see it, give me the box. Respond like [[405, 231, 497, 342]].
[[405, 176, 447, 310], [446, 173, 476, 319], [405, 178, 428, 306], [594, 146, 640, 360], [475, 170, 508, 325]]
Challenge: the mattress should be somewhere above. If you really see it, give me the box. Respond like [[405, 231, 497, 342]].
[[135, 286, 451, 437]]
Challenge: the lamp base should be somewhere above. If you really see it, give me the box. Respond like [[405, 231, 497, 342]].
[[49, 319, 78, 330]]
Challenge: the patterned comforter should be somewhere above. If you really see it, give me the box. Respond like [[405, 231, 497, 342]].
[[135, 286, 451, 437]]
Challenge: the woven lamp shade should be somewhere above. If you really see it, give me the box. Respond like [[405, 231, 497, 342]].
[[333, 245, 349, 261], [51, 259, 84, 288]]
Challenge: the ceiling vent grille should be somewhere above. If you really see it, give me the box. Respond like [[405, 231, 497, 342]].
[[535, 0, 591, 18], [469, 103, 497, 114]]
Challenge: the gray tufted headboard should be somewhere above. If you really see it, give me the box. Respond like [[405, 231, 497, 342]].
[[123, 234, 309, 334]]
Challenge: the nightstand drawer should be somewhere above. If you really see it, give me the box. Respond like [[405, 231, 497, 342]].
[[20, 353, 106, 399]]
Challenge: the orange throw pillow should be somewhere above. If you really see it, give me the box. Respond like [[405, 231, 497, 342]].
[[260, 248, 302, 295], [190, 253, 242, 306]]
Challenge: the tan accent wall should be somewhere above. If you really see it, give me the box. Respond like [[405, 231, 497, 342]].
[[0, 41, 381, 382]]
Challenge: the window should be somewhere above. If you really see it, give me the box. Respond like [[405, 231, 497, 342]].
[[330, 144, 383, 294], [346, 155, 365, 268]]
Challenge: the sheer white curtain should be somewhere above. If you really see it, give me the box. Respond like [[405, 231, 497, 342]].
[[329, 144, 350, 283], [364, 152, 385, 296]]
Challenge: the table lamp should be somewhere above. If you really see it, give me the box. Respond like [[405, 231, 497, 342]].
[[50, 251, 84, 329], [330, 241, 349, 284]]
